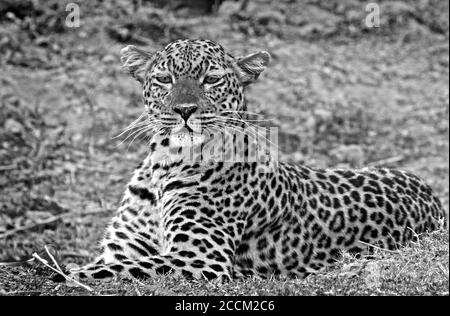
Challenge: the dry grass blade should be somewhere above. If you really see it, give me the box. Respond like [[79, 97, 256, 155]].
[[438, 264, 449, 280], [44, 245, 62, 272], [32, 251, 94, 292], [358, 240, 401, 254]]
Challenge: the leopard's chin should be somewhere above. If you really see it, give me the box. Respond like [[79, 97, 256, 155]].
[[169, 128, 205, 147]]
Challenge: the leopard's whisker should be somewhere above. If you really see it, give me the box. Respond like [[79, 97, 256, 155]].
[[114, 121, 151, 139], [216, 114, 271, 123], [114, 111, 148, 134], [220, 110, 266, 116], [126, 126, 154, 151], [116, 123, 159, 147]]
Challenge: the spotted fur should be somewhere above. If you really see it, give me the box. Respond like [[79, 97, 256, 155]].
[[68, 39, 446, 281]]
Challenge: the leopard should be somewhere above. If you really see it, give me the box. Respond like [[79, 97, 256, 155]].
[[66, 39, 446, 281]]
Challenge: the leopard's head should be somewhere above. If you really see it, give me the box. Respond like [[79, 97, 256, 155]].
[[120, 39, 270, 143]]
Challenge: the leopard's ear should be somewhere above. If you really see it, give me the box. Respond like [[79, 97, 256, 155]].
[[235, 51, 271, 85], [120, 45, 155, 83]]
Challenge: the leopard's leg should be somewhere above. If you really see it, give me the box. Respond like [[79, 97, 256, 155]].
[[69, 250, 233, 281], [65, 215, 162, 281], [98, 203, 162, 265], [71, 218, 234, 279], [67, 160, 246, 281], [69, 219, 237, 281], [65, 170, 163, 277]]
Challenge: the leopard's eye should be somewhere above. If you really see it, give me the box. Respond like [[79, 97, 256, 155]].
[[155, 75, 172, 84], [203, 76, 221, 85]]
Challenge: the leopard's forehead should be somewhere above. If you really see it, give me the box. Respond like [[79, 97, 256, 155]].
[[156, 39, 230, 76], [163, 39, 226, 59]]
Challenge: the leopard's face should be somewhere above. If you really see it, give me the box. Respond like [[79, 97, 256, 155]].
[[145, 40, 243, 135], [120, 39, 270, 141]]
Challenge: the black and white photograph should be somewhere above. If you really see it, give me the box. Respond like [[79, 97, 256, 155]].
[[0, 0, 448, 299]]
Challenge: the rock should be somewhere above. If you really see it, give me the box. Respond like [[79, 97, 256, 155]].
[[4, 118, 23, 134], [330, 144, 365, 167], [102, 54, 116, 64]]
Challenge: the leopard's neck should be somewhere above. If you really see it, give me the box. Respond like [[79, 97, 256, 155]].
[[148, 125, 277, 168], [131, 126, 278, 191]]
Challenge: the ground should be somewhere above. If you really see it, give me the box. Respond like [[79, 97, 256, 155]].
[[0, 0, 448, 295]]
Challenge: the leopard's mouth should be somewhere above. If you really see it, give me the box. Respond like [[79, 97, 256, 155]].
[[171, 123, 197, 135], [175, 124, 194, 133], [171, 116, 213, 134]]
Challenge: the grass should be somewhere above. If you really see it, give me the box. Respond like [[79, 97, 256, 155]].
[[0, 0, 449, 295], [1, 229, 448, 296]]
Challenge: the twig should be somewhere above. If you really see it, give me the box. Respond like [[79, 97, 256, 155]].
[[0, 258, 35, 266], [32, 252, 93, 292], [368, 155, 404, 167], [358, 240, 400, 254], [53, 160, 111, 174], [2, 290, 43, 295], [60, 252, 91, 258], [0, 164, 17, 171], [0, 215, 64, 239], [0, 209, 111, 239]]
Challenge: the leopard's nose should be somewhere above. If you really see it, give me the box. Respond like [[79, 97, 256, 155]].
[[173, 104, 198, 121]]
